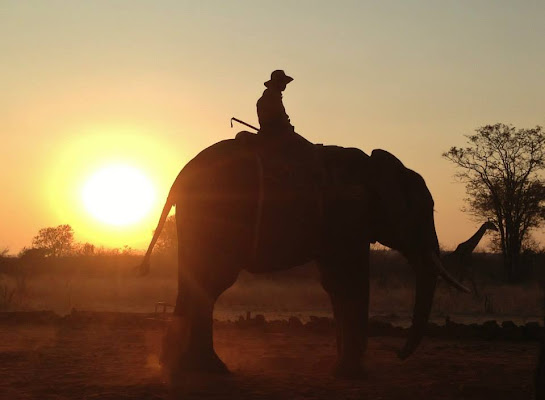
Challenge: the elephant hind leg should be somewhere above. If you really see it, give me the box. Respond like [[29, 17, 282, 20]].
[[162, 251, 240, 374], [318, 243, 370, 378], [163, 300, 228, 374]]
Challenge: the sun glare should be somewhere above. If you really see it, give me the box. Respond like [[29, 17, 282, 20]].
[[82, 164, 156, 227]]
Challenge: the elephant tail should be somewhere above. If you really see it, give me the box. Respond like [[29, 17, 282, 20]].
[[136, 186, 177, 276]]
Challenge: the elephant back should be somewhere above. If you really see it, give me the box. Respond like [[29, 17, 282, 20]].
[[180, 137, 326, 272]]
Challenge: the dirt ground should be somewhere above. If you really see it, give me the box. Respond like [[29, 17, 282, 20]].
[[0, 320, 539, 400]]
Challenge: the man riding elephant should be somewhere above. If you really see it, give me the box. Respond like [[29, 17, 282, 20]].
[[257, 70, 295, 137]]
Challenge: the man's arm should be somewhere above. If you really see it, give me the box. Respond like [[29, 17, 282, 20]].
[[257, 91, 291, 130]]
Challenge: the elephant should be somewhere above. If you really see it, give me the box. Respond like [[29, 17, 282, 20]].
[[139, 137, 469, 377]]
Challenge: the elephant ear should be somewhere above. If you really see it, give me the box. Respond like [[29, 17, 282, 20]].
[[367, 149, 411, 248]]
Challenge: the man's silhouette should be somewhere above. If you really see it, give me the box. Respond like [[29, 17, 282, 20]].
[[257, 70, 295, 137]]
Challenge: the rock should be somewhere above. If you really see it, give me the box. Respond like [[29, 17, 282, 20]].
[[499, 320, 522, 340], [288, 316, 303, 329], [0, 310, 59, 324], [443, 318, 465, 339], [425, 322, 442, 337], [235, 315, 246, 328], [254, 314, 266, 326], [306, 316, 332, 332], [501, 320, 516, 329], [524, 322, 543, 340], [481, 320, 500, 340], [368, 318, 394, 337], [266, 320, 288, 333], [235, 313, 266, 329]]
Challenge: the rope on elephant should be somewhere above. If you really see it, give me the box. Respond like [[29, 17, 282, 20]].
[[253, 152, 264, 263]]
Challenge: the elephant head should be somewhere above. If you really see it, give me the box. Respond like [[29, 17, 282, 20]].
[[368, 149, 469, 359]]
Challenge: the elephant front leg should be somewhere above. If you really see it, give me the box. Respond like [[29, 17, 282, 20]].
[[318, 243, 370, 378], [330, 294, 369, 377]]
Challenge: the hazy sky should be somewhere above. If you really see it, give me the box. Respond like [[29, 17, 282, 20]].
[[1, 1, 544, 252]]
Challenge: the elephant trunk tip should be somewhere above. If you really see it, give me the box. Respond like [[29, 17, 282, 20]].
[[397, 341, 417, 360]]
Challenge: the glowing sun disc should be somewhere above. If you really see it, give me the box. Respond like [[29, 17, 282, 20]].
[[82, 164, 156, 227]]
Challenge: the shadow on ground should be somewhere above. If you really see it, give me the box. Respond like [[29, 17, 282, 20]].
[[0, 314, 537, 399]]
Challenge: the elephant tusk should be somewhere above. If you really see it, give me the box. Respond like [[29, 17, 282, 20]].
[[431, 252, 471, 293]]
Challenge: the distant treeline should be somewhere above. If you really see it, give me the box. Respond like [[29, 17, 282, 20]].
[[1, 248, 543, 284]]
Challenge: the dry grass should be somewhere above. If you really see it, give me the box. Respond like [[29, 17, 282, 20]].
[[0, 250, 542, 325]]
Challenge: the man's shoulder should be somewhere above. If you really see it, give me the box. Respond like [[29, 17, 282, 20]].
[[258, 89, 277, 107], [260, 88, 281, 98]]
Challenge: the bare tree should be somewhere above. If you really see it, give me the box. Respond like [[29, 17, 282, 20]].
[[443, 123, 545, 282], [31, 224, 75, 257], [73, 242, 96, 256]]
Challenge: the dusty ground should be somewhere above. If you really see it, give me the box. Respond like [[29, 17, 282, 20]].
[[0, 319, 539, 400]]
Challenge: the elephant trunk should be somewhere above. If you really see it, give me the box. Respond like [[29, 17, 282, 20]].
[[398, 260, 437, 360], [398, 251, 469, 359]]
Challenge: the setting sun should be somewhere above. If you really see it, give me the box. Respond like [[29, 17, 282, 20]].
[[81, 164, 156, 227]]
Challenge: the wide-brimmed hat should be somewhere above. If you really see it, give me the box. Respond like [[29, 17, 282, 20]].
[[264, 70, 293, 87]]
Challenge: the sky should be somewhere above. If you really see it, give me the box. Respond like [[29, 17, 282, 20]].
[[1, 1, 544, 253]]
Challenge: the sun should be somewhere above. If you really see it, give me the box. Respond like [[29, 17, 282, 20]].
[[81, 164, 156, 227]]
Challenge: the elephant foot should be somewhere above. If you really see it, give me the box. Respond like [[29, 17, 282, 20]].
[[332, 360, 366, 379], [174, 351, 230, 375]]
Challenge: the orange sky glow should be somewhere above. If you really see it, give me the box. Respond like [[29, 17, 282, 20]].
[[1, 1, 544, 253]]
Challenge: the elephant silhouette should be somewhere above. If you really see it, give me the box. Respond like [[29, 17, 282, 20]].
[[139, 139, 468, 377]]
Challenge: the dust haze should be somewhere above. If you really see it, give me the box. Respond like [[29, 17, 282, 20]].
[[1, 249, 542, 398]]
